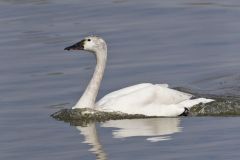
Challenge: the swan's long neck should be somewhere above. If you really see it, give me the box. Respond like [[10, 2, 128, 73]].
[[73, 48, 107, 109]]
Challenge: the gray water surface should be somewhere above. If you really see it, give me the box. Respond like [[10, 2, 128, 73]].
[[1, 0, 240, 159]]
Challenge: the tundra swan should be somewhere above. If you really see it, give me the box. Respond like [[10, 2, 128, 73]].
[[64, 36, 213, 117]]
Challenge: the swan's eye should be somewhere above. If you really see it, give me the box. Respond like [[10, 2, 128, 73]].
[[87, 39, 91, 41]]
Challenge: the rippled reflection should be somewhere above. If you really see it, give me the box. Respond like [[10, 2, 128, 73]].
[[75, 118, 182, 160], [76, 123, 107, 160]]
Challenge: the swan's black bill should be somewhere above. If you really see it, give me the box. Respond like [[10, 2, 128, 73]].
[[64, 40, 85, 50]]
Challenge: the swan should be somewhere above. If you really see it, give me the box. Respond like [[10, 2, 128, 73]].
[[64, 35, 213, 117]]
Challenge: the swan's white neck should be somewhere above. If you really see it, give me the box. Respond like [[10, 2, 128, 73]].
[[73, 48, 107, 109]]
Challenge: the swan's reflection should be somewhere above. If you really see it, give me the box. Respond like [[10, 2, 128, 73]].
[[76, 123, 107, 160], [102, 118, 182, 142], [76, 118, 182, 160]]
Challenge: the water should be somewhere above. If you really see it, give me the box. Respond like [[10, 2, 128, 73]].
[[1, 0, 240, 159]]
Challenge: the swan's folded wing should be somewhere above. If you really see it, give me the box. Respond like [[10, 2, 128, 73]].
[[96, 83, 153, 106], [153, 85, 193, 105], [96, 83, 192, 107]]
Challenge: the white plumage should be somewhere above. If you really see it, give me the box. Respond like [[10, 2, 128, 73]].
[[64, 36, 213, 117], [97, 83, 212, 116]]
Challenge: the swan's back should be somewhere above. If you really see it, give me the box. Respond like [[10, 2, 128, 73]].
[[97, 83, 192, 106], [97, 83, 153, 106]]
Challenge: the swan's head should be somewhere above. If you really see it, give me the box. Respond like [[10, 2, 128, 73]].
[[64, 36, 107, 53]]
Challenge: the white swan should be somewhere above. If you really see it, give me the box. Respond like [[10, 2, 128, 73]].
[[64, 35, 213, 117]]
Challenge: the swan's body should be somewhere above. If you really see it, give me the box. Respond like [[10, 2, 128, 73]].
[[96, 83, 212, 116], [65, 36, 213, 117]]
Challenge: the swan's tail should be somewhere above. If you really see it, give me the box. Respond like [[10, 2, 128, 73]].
[[180, 98, 214, 109]]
